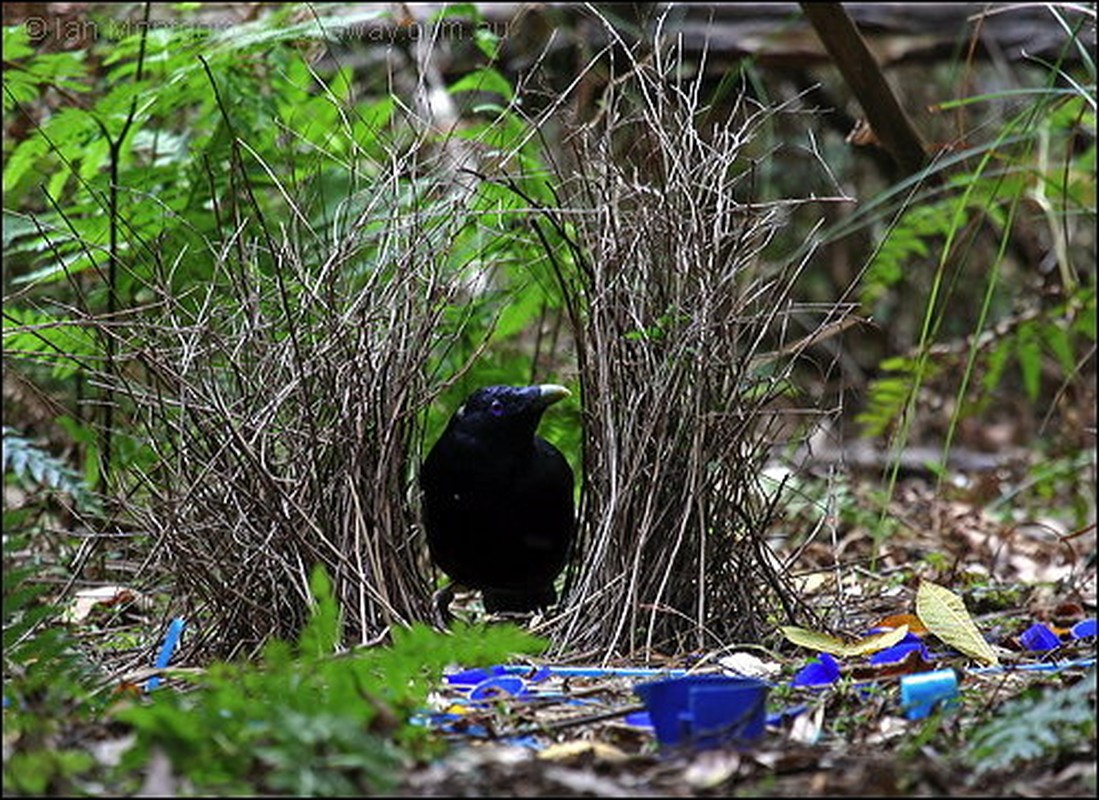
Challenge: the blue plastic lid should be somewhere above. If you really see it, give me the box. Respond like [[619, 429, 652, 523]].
[[1071, 619, 1096, 639]]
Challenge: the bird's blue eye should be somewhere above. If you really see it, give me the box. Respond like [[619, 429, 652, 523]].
[[489, 399, 505, 416]]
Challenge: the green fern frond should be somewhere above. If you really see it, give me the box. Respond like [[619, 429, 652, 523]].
[[857, 356, 941, 437], [966, 671, 1097, 777], [2, 426, 96, 509]]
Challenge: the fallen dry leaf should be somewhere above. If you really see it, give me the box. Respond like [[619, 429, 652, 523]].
[[916, 580, 999, 666], [685, 749, 741, 789], [536, 740, 629, 764]]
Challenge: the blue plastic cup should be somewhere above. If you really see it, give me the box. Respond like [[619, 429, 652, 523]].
[[634, 674, 769, 749]]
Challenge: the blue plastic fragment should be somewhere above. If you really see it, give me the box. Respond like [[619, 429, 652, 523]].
[[469, 675, 527, 700], [766, 704, 808, 727], [791, 653, 841, 687], [495, 665, 554, 683], [1071, 619, 1096, 639], [411, 711, 492, 737], [1020, 623, 1061, 652], [525, 665, 553, 683], [445, 665, 510, 686], [146, 617, 185, 692], [869, 640, 931, 665], [427, 643, 1096, 750], [900, 668, 958, 720], [502, 734, 544, 750]]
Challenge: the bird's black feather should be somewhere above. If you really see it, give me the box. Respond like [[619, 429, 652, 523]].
[[421, 384, 576, 613]]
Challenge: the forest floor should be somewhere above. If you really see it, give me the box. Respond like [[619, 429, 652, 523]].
[[397, 438, 1096, 797]]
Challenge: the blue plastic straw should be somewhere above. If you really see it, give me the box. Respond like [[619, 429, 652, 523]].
[[146, 617, 186, 692], [500, 665, 689, 678], [969, 657, 1095, 675]]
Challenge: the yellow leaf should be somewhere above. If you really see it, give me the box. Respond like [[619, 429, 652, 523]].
[[780, 624, 909, 657], [781, 626, 848, 655], [843, 625, 910, 656], [537, 741, 628, 763], [915, 580, 999, 666]]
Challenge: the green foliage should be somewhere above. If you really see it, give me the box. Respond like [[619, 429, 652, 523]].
[[2, 426, 98, 511], [986, 446, 1097, 531], [861, 200, 948, 307], [854, 76, 1095, 442], [2, 27, 88, 111], [449, 66, 515, 103], [966, 670, 1097, 778], [856, 356, 939, 438], [4, 748, 97, 796], [114, 564, 546, 795], [2, 518, 101, 794], [5, 3, 577, 490], [1, 307, 100, 379], [2, 526, 93, 707], [5, 7, 410, 308]]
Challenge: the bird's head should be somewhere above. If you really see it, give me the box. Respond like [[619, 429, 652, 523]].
[[450, 384, 571, 445]]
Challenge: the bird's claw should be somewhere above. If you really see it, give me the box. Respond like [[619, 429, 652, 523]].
[[431, 584, 455, 629]]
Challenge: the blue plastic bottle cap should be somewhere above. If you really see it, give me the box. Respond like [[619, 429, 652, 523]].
[[1019, 623, 1060, 651], [1071, 618, 1096, 639], [899, 668, 958, 720]]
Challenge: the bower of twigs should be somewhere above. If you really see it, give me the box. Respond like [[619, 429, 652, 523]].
[[97, 18, 840, 661]]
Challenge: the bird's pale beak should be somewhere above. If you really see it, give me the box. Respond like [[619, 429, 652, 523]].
[[536, 384, 571, 406]]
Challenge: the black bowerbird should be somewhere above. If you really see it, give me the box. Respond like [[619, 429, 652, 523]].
[[421, 384, 576, 615]]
